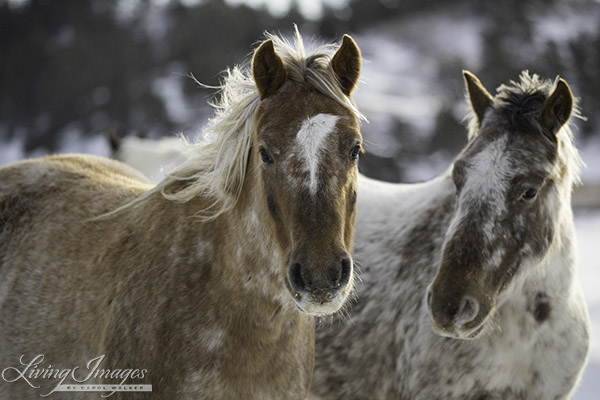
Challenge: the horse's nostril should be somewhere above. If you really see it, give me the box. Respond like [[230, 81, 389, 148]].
[[455, 296, 479, 326], [289, 255, 352, 296], [325, 256, 352, 287], [326, 264, 343, 284], [339, 256, 352, 286], [428, 290, 478, 331], [288, 262, 306, 293]]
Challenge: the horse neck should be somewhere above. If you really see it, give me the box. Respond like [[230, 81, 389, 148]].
[[214, 162, 294, 308], [123, 160, 290, 311], [355, 172, 455, 252], [504, 173, 579, 307], [354, 172, 456, 312], [545, 130, 581, 258]]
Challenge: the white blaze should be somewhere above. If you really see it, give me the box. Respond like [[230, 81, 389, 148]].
[[463, 135, 511, 205], [446, 135, 514, 269], [295, 113, 340, 195]]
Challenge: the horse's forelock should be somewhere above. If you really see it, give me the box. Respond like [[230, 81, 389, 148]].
[[464, 71, 582, 187], [265, 28, 365, 122]]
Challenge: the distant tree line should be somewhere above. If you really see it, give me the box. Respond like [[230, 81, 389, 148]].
[[0, 0, 301, 151], [1, 0, 599, 167]]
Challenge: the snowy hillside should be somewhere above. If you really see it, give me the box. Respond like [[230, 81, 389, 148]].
[[352, 1, 600, 183]]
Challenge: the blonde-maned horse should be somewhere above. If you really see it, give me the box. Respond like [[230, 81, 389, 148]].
[[0, 30, 364, 399]]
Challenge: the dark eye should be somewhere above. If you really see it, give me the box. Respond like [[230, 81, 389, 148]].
[[349, 143, 362, 161], [522, 188, 537, 200], [259, 147, 273, 164]]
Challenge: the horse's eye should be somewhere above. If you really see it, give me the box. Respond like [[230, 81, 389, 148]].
[[522, 188, 537, 200], [349, 143, 362, 161], [259, 148, 273, 164]]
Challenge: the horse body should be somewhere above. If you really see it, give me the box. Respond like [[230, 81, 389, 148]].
[[1, 31, 364, 399], [312, 72, 589, 400], [0, 154, 313, 399]]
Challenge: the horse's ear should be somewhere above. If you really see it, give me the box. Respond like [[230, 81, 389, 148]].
[[252, 39, 287, 100], [331, 35, 361, 96], [541, 78, 573, 137], [463, 70, 494, 127]]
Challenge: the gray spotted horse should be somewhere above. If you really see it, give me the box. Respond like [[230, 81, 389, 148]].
[[0, 30, 365, 400], [311, 71, 590, 400]]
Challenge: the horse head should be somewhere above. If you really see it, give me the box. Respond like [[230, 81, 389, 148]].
[[427, 71, 576, 339], [251, 35, 363, 315]]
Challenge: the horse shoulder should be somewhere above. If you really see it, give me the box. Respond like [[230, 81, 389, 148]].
[[90, 207, 314, 399], [515, 244, 590, 393], [524, 285, 590, 397]]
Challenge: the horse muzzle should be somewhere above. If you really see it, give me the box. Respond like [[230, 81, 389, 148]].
[[426, 286, 488, 340], [286, 253, 354, 315]]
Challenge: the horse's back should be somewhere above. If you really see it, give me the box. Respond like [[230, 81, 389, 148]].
[[0, 153, 152, 191], [0, 154, 151, 268], [0, 153, 151, 223], [0, 153, 153, 275]]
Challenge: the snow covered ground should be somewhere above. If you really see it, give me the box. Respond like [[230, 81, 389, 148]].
[[573, 210, 600, 399]]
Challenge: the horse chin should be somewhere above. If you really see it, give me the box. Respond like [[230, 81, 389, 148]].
[[287, 272, 354, 316], [289, 287, 351, 316], [430, 310, 490, 340], [297, 300, 344, 316], [431, 323, 486, 340]]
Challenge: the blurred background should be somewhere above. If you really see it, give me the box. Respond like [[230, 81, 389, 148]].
[[1, 0, 599, 397]]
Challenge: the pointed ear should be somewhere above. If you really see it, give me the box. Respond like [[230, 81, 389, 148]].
[[252, 40, 287, 100], [541, 78, 573, 137], [331, 35, 361, 96], [463, 70, 494, 127]]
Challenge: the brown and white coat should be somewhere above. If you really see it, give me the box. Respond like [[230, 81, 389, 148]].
[[311, 71, 590, 400]]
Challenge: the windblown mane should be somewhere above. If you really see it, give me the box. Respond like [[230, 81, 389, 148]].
[[111, 29, 365, 220], [466, 70, 583, 185]]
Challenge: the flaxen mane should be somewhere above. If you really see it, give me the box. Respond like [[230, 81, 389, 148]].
[[110, 29, 365, 221]]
